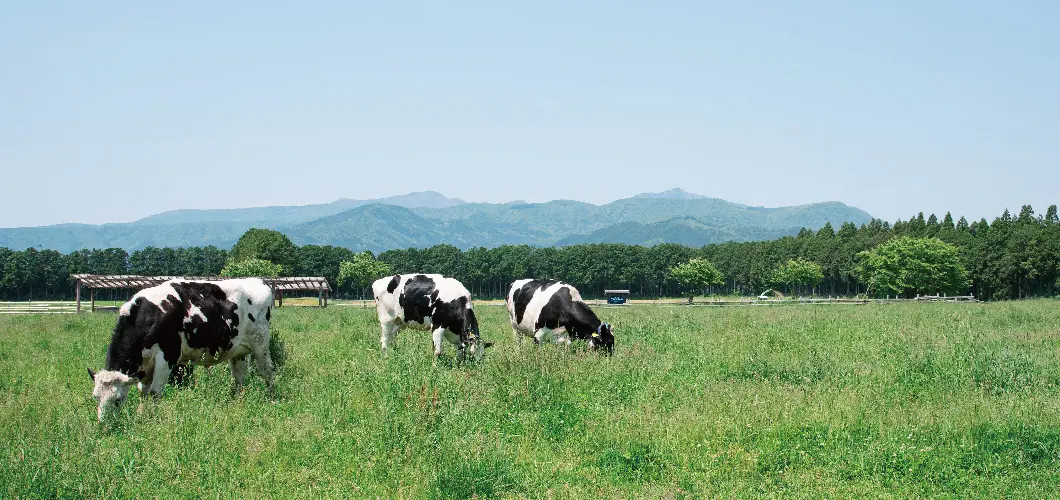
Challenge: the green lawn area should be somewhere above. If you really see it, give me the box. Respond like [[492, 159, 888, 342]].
[[1, 301, 1059, 498]]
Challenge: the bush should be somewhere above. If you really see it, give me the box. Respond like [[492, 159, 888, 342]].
[[219, 258, 283, 278]]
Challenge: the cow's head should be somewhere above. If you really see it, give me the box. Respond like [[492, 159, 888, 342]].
[[88, 368, 136, 422], [589, 323, 615, 355], [461, 309, 493, 361]]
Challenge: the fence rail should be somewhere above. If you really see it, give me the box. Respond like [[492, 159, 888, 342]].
[[0, 301, 81, 314]]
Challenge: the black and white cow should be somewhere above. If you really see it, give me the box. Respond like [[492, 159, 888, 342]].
[[88, 278, 275, 422], [373, 273, 492, 361], [507, 279, 615, 354]]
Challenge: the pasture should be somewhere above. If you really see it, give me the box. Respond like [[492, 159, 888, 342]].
[[1, 301, 1059, 498]]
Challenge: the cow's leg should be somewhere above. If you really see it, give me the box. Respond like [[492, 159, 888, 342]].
[[250, 345, 275, 398], [456, 341, 467, 364], [230, 355, 248, 395], [169, 364, 193, 387], [432, 327, 446, 360], [137, 372, 154, 398], [380, 321, 399, 354], [147, 361, 171, 399]]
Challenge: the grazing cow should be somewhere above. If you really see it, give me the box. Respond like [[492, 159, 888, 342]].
[[88, 278, 274, 422], [372, 273, 492, 361], [507, 279, 615, 354]]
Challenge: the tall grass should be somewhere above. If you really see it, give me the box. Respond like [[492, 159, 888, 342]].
[[1, 301, 1059, 498]]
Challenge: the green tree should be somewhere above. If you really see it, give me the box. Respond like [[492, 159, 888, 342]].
[[219, 258, 283, 278], [337, 252, 393, 297], [772, 258, 824, 296], [297, 245, 356, 295], [669, 258, 724, 304], [856, 237, 969, 298], [229, 229, 299, 275], [86, 248, 129, 275]]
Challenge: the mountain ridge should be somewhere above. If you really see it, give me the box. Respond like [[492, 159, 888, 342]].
[[132, 190, 467, 226], [0, 189, 874, 252]]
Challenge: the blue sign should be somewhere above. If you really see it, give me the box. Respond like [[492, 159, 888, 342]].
[[607, 295, 627, 305]]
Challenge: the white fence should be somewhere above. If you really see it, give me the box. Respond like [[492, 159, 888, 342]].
[[0, 301, 81, 315]]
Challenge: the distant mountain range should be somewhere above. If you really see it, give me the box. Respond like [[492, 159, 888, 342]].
[[0, 189, 874, 252]]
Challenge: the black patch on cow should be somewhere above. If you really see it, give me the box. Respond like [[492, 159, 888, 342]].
[[386, 275, 401, 294], [266, 307, 271, 322], [248, 313, 255, 322], [536, 286, 603, 340], [398, 275, 438, 325], [512, 279, 559, 325], [103, 282, 242, 378], [247, 298, 252, 305], [166, 282, 240, 361]]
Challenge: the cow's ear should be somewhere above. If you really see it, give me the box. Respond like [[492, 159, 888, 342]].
[[88, 368, 97, 381]]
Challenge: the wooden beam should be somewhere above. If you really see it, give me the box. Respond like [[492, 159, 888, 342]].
[[76, 281, 81, 313], [90, 289, 96, 312]]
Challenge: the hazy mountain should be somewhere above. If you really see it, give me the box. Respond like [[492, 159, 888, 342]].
[[132, 190, 466, 226], [0, 189, 874, 252], [631, 188, 710, 200]]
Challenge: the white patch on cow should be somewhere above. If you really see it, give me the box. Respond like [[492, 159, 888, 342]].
[[184, 304, 207, 325], [432, 277, 472, 305], [130, 282, 181, 309], [119, 301, 134, 316]]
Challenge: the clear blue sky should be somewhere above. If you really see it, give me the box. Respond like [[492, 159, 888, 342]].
[[2, 1, 1057, 228]]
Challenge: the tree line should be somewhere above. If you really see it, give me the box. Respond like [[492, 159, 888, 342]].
[[0, 204, 1056, 301]]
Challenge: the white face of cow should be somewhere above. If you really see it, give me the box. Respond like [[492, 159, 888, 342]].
[[89, 368, 135, 422]]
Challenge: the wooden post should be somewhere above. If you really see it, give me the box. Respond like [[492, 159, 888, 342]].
[[323, 290, 328, 308], [318, 289, 323, 308], [76, 282, 81, 313], [278, 290, 283, 308], [90, 289, 96, 312]]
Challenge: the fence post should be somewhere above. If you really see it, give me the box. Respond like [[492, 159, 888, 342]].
[[76, 282, 81, 313]]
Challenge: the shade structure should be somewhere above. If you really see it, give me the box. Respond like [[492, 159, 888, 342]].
[[70, 274, 331, 311]]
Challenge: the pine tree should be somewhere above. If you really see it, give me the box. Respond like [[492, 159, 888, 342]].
[[817, 222, 835, 238], [1018, 205, 1037, 225], [925, 213, 940, 237]]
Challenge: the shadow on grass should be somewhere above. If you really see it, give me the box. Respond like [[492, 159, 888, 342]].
[[433, 454, 521, 499]]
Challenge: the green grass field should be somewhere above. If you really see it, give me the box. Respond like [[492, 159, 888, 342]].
[[2, 301, 1059, 498]]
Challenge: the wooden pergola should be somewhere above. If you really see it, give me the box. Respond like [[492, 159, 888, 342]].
[[71, 274, 332, 312]]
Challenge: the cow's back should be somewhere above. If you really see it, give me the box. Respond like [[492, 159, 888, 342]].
[[166, 278, 273, 352]]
